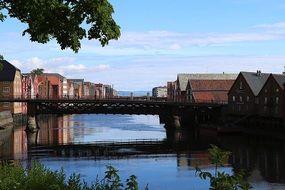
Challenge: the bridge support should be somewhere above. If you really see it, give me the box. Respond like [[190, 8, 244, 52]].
[[162, 115, 181, 129], [26, 102, 38, 132]]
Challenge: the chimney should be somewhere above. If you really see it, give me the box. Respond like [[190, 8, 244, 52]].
[[256, 70, 261, 76]]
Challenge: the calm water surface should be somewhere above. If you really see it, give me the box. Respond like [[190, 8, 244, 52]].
[[1, 114, 285, 190]]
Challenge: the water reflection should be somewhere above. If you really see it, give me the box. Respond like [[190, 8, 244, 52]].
[[1, 114, 285, 189]]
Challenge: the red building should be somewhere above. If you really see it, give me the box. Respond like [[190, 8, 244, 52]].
[[37, 73, 64, 98], [186, 79, 234, 103]]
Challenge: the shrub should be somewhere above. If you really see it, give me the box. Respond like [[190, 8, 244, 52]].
[[196, 145, 252, 190], [0, 162, 145, 190]]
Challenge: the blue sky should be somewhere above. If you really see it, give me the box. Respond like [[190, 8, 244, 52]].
[[1, 0, 285, 90]]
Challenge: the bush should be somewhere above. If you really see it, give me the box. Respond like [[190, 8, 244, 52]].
[[196, 145, 252, 190], [0, 162, 146, 190]]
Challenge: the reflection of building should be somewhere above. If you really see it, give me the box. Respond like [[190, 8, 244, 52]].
[[177, 152, 211, 169], [37, 115, 73, 145], [0, 60, 22, 114]]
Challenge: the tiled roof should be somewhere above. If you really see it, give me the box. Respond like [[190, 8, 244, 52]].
[[193, 91, 228, 103], [189, 80, 234, 91], [0, 60, 20, 81], [240, 72, 270, 96], [271, 74, 285, 89], [177, 73, 237, 91]]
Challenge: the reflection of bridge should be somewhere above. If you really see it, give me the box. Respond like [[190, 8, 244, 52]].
[[0, 97, 226, 130]]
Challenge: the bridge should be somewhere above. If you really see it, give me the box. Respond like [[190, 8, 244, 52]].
[[0, 96, 227, 131]]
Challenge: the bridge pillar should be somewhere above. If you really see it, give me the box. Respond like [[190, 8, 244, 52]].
[[26, 102, 38, 132], [26, 130, 38, 146], [163, 115, 181, 129], [26, 116, 38, 132]]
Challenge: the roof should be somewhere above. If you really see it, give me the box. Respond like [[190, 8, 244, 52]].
[[177, 73, 237, 91], [40, 73, 65, 80], [0, 60, 20, 81], [240, 72, 270, 96], [271, 74, 285, 89], [193, 91, 228, 103], [189, 80, 234, 91]]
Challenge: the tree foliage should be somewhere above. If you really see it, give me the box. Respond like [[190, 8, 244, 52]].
[[196, 145, 252, 190], [0, 54, 3, 60], [30, 68, 44, 75], [0, 0, 121, 52]]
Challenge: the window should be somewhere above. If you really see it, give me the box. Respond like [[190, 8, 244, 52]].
[[264, 97, 267, 104], [3, 87, 10, 93], [276, 88, 279, 92], [275, 107, 279, 114], [255, 97, 259, 104], [239, 81, 243, 89], [232, 96, 235, 102], [3, 81, 9, 85], [3, 102, 10, 108], [265, 89, 268, 93], [246, 96, 249, 102], [239, 96, 243, 102], [276, 97, 279, 104]]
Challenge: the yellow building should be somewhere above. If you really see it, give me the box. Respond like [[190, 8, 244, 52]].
[[0, 60, 22, 114]]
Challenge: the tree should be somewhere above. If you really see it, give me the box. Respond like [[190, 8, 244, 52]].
[[0, 54, 3, 60], [30, 68, 44, 75], [0, 0, 121, 52]]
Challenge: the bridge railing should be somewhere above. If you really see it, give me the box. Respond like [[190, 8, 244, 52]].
[[0, 95, 228, 104]]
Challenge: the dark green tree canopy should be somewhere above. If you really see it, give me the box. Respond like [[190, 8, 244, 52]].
[[0, 54, 3, 60], [30, 68, 44, 75], [0, 0, 120, 52]]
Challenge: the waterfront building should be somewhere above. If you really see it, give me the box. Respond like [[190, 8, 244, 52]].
[[38, 73, 65, 98], [186, 79, 234, 103], [67, 79, 84, 98], [67, 80, 74, 98], [228, 71, 270, 115], [22, 73, 39, 99], [84, 82, 95, 98], [95, 83, 104, 99], [167, 81, 176, 101], [104, 84, 114, 98], [176, 73, 237, 102], [62, 77, 68, 97], [0, 60, 22, 114], [258, 73, 285, 118], [152, 86, 167, 97]]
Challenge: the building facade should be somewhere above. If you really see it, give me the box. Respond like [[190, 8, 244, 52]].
[[152, 86, 167, 97], [258, 74, 285, 118], [0, 60, 22, 114], [228, 71, 270, 116], [186, 80, 234, 103]]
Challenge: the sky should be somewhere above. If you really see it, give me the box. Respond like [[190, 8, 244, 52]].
[[1, 0, 285, 91]]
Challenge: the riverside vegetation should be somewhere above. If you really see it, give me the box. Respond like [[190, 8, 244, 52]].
[[0, 162, 146, 190], [0, 145, 252, 190], [196, 145, 252, 190]]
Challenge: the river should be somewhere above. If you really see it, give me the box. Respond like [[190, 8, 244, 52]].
[[1, 114, 285, 190]]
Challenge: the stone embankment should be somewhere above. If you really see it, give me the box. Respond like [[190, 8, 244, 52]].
[[0, 111, 13, 129]]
